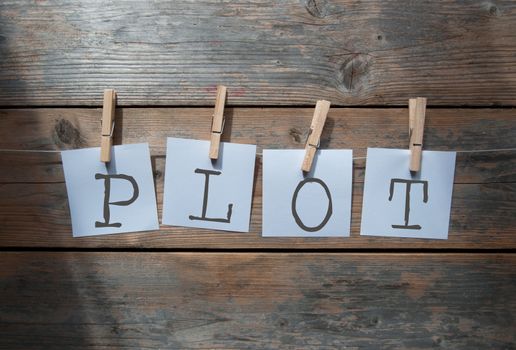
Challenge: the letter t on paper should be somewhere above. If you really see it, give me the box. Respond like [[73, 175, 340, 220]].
[[360, 148, 456, 239]]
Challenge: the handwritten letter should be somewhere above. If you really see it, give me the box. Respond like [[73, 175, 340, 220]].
[[360, 148, 456, 239], [162, 138, 256, 232], [61, 143, 159, 237], [262, 149, 353, 237]]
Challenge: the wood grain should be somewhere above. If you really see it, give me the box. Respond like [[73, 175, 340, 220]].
[[0, 108, 516, 249], [0, 108, 514, 249], [1, 1, 516, 106], [0, 108, 514, 184], [0, 252, 514, 349], [0, 181, 514, 249], [1, 2, 514, 348]]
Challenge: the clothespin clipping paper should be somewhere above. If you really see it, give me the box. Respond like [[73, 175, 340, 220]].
[[100, 89, 116, 162], [209, 85, 227, 160], [409, 97, 427, 172], [301, 100, 331, 172]]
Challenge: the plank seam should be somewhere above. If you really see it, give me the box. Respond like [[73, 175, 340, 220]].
[[1, 105, 516, 109], [1, 248, 515, 253]]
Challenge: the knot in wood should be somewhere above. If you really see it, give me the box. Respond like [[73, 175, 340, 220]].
[[337, 54, 372, 92], [53, 118, 84, 148], [304, 0, 328, 18]]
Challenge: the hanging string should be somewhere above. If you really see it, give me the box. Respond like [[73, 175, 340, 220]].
[[258, 148, 516, 158], [0, 149, 63, 153], [454, 148, 516, 154], [0, 147, 515, 160]]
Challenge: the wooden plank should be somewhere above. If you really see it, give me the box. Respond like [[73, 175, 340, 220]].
[[0, 1, 515, 106], [0, 108, 514, 248], [0, 181, 514, 249], [0, 108, 514, 184], [0, 252, 514, 349]]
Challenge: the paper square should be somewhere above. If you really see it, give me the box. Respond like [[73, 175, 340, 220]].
[[262, 149, 353, 237], [162, 137, 256, 232], [360, 148, 456, 239], [61, 143, 159, 237]]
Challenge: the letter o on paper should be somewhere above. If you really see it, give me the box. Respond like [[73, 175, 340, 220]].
[[291, 177, 333, 232]]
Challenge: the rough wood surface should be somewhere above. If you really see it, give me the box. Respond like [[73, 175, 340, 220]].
[[0, 252, 514, 349], [2, 2, 515, 348], [0, 108, 514, 183], [0, 108, 514, 249], [1, 1, 516, 106]]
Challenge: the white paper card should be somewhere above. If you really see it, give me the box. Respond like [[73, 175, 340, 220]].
[[262, 149, 353, 237], [360, 148, 456, 239], [61, 143, 159, 237], [162, 137, 256, 232]]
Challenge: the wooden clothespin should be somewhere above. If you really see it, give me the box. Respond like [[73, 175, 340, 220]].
[[209, 85, 227, 160], [409, 97, 427, 172], [301, 100, 331, 172], [100, 89, 116, 162]]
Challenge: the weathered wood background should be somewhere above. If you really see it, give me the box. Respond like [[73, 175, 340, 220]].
[[0, 108, 515, 249], [1, 0, 516, 106], [0, 1, 515, 349]]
